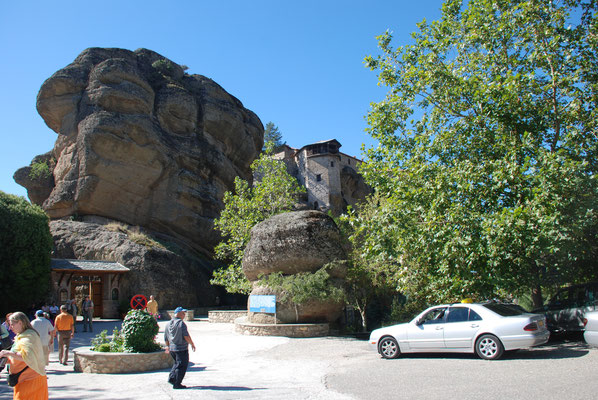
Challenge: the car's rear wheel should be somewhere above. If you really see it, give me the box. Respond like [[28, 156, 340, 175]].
[[475, 334, 504, 360], [378, 336, 400, 359]]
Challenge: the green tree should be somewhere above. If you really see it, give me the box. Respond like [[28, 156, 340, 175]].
[[338, 193, 401, 331], [362, 0, 598, 308], [0, 191, 53, 315], [211, 144, 305, 294], [263, 122, 285, 151]]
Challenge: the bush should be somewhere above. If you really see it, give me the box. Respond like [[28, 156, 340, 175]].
[[121, 310, 161, 353], [91, 328, 124, 352], [0, 191, 52, 316], [28, 161, 51, 180], [97, 343, 111, 352]]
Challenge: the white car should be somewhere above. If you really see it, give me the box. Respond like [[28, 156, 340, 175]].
[[369, 302, 549, 360], [583, 311, 598, 346]]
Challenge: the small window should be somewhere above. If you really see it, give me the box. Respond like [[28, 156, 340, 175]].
[[348, 159, 351, 165], [111, 288, 119, 301], [330, 161, 334, 167], [313, 201, 319, 210], [316, 174, 322, 182], [469, 309, 482, 321], [59, 289, 68, 303]]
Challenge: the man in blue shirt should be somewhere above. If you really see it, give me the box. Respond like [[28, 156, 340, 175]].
[[164, 306, 196, 389]]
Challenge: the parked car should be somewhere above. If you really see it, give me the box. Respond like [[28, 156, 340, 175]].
[[369, 302, 549, 360], [535, 282, 598, 333], [583, 310, 598, 346]]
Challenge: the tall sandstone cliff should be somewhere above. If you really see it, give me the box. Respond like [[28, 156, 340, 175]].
[[14, 48, 264, 307]]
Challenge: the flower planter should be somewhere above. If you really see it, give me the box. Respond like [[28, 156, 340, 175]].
[[73, 347, 173, 374]]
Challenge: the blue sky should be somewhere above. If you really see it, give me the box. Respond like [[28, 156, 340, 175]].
[[0, 0, 443, 198]]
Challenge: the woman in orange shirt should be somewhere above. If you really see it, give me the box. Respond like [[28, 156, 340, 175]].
[[0, 312, 48, 400]]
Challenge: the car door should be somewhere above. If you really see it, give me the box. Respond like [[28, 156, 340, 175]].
[[406, 307, 447, 350], [443, 306, 482, 349]]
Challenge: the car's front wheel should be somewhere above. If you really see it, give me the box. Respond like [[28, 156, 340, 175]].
[[378, 336, 400, 359], [475, 334, 504, 360]]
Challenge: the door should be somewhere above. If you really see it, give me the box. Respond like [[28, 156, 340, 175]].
[[406, 307, 447, 349], [443, 306, 482, 348]]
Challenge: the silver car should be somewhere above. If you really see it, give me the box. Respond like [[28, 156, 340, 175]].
[[369, 302, 550, 360], [583, 310, 598, 346]]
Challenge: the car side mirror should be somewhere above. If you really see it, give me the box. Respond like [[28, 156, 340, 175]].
[[415, 318, 423, 326]]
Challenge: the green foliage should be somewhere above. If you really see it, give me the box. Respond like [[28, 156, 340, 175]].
[[152, 59, 177, 77], [28, 161, 51, 180], [263, 122, 285, 151], [0, 191, 52, 316], [363, 0, 598, 308], [211, 150, 305, 294], [337, 194, 403, 330], [96, 343, 112, 352], [121, 309, 160, 353], [258, 264, 345, 305], [91, 328, 125, 352]]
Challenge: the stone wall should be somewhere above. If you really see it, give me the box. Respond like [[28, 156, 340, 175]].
[[208, 310, 247, 323], [73, 347, 173, 373]]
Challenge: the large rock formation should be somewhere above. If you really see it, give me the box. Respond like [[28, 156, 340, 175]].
[[15, 47, 263, 254], [242, 210, 348, 323], [50, 219, 217, 309]]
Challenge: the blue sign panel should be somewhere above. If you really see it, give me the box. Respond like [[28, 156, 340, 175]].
[[249, 295, 276, 313]]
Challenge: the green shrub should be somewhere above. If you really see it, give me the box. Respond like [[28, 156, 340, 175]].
[[97, 343, 111, 352], [28, 161, 51, 180], [0, 191, 52, 316], [91, 328, 125, 352], [121, 309, 160, 353], [258, 264, 345, 305]]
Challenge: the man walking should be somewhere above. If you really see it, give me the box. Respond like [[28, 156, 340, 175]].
[[31, 310, 55, 366], [54, 305, 75, 365], [164, 307, 196, 389], [82, 296, 94, 332]]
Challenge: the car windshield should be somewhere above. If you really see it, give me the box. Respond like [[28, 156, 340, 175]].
[[483, 303, 527, 316]]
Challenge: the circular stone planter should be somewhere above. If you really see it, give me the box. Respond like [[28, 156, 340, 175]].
[[73, 347, 173, 374], [234, 316, 329, 338]]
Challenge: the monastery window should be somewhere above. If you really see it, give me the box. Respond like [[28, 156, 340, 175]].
[[313, 201, 319, 209], [316, 174, 322, 182], [330, 161, 334, 167]]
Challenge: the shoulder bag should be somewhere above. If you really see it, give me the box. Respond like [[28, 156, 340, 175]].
[[7, 365, 29, 387]]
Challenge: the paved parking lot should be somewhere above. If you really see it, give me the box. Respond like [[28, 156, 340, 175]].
[[0, 319, 596, 399]]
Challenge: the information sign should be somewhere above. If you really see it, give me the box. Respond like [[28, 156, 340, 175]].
[[249, 295, 276, 313]]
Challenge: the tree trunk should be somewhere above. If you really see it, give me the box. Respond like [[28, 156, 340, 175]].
[[531, 285, 544, 310]]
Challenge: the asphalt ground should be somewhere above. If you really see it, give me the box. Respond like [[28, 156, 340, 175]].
[[0, 319, 596, 399]]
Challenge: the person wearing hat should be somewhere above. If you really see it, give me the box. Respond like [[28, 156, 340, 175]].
[[164, 307, 196, 389], [31, 310, 54, 366]]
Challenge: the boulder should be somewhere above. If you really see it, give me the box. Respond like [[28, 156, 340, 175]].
[[242, 210, 348, 324], [16, 47, 263, 255], [242, 210, 348, 281]]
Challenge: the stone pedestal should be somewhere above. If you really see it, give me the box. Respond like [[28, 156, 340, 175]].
[[234, 316, 329, 338]]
